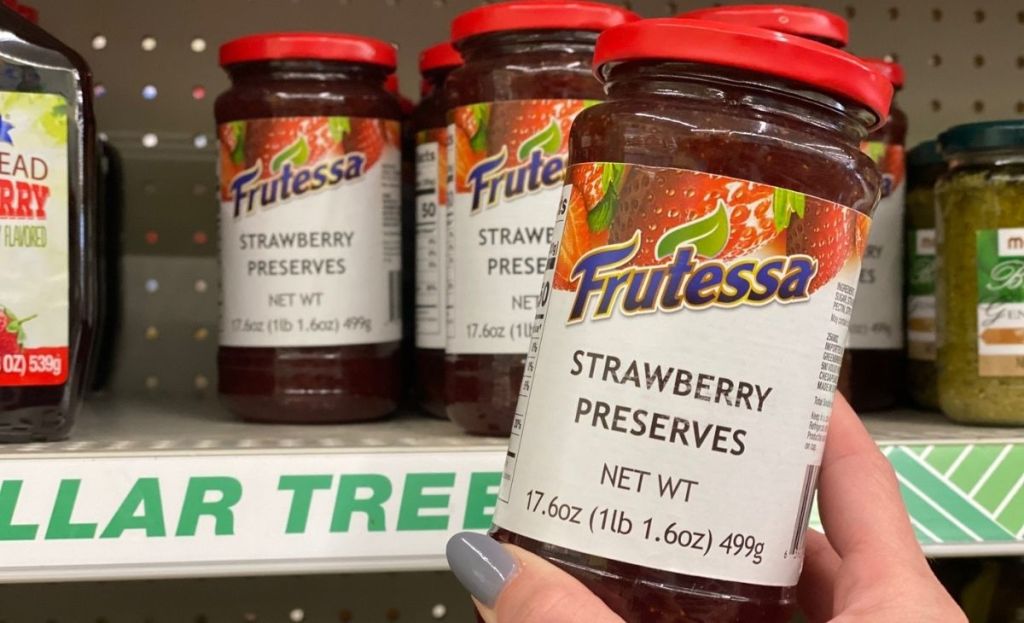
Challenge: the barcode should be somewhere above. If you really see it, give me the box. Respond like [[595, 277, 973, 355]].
[[388, 270, 401, 322], [788, 464, 820, 556]]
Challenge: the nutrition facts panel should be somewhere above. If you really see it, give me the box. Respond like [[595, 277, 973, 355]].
[[415, 140, 444, 344]]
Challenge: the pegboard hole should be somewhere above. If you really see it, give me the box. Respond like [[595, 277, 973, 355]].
[[91, 34, 107, 50], [887, 6, 899, 20], [929, 54, 942, 67], [931, 8, 942, 21], [844, 5, 855, 19], [145, 376, 160, 390], [195, 279, 208, 294], [1017, 56, 1024, 69], [338, 610, 352, 622], [144, 182, 157, 195], [145, 326, 159, 341], [193, 230, 209, 245], [142, 84, 158, 100], [93, 84, 107, 98], [145, 230, 159, 245], [974, 100, 986, 113], [142, 133, 159, 148], [974, 55, 986, 68], [194, 134, 209, 149], [930, 99, 942, 112], [194, 327, 210, 342], [974, 9, 986, 23], [192, 85, 207, 100], [195, 375, 210, 391], [145, 278, 159, 293], [190, 37, 207, 53], [141, 36, 158, 51], [289, 609, 305, 623], [1016, 101, 1024, 114], [243, 614, 257, 623], [431, 604, 447, 619], [193, 183, 208, 196], [385, 608, 400, 621]]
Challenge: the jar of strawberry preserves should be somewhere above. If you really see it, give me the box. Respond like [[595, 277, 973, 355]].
[[413, 42, 461, 418], [444, 0, 638, 435], [679, 4, 849, 48], [216, 33, 403, 423], [492, 19, 891, 622]]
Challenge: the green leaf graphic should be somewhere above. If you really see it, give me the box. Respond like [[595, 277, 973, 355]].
[[656, 200, 731, 259], [227, 122, 247, 165], [587, 189, 617, 233], [329, 117, 351, 143], [517, 119, 562, 161], [773, 187, 807, 231], [270, 136, 309, 173], [469, 104, 490, 153], [864, 141, 886, 164], [600, 163, 625, 195]]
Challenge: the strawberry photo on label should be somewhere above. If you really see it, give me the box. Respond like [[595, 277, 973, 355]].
[[786, 198, 858, 292], [487, 99, 587, 167], [244, 117, 345, 179], [0, 306, 34, 357]]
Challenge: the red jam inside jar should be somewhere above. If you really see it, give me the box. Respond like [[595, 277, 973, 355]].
[[444, 0, 638, 436], [838, 58, 908, 412], [215, 33, 403, 424], [491, 19, 891, 622], [413, 41, 462, 419], [0, 6, 97, 442], [679, 4, 849, 48]]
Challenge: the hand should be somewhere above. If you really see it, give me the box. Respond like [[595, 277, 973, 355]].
[[446, 395, 966, 622]]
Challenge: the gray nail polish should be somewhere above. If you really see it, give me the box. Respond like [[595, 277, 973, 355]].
[[446, 531, 518, 608]]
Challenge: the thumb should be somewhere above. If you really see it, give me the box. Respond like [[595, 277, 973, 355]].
[[446, 532, 624, 623]]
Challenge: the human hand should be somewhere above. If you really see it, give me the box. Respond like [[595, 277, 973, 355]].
[[445, 395, 966, 622]]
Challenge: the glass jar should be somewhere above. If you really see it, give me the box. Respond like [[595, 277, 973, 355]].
[[936, 121, 1024, 426], [0, 4, 97, 442], [215, 34, 403, 424], [492, 18, 890, 622], [413, 42, 461, 419], [444, 1, 638, 435], [838, 58, 907, 412], [905, 140, 944, 409], [679, 4, 849, 48]]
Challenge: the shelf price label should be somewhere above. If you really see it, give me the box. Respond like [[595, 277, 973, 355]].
[[0, 451, 503, 580]]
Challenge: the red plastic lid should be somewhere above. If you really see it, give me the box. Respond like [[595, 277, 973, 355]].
[[17, 5, 37, 23], [419, 42, 462, 74], [451, 0, 639, 42], [219, 33, 397, 69], [679, 5, 848, 48], [595, 19, 892, 123], [863, 58, 905, 89]]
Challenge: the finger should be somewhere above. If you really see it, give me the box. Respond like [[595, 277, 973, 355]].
[[818, 394, 924, 568], [796, 529, 840, 623], [446, 532, 623, 623]]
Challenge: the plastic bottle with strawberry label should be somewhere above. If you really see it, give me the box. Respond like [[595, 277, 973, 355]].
[[0, 2, 97, 441], [444, 0, 639, 436], [837, 58, 908, 412], [412, 41, 461, 418], [216, 33, 403, 423], [491, 19, 891, 621], [679, 4, 849, 48]]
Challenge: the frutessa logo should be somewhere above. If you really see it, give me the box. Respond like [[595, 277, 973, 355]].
[[227, 154, 366, 219], [467, 119, 567, 213], [219, 117, 394, 218], [566, 231, 817, 323], [553, 164, 870, 324]]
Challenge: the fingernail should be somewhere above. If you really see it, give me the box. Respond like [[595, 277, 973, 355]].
[[446, 531, 518, 608]]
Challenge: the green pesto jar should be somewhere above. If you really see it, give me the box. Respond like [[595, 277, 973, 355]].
[[905, 141, 944, 410], [936, 121, 1024, 426]]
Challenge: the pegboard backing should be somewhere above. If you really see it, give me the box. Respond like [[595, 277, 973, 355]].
[[17, 0, 1024, 394], [0, 572, 476, 623]]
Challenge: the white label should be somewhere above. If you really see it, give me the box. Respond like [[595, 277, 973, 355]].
[[997, 228, 1024, 257], [495, 165, 870, 587], [916, 229, 936, 256], [218, 117, 402, 347], [0, 92, 70, 386], [415, 130, 446, 349], [849, 179, 905, 349], [907, 228, 937, 362]]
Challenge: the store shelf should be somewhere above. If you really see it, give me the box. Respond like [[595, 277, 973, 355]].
[[0, 399, 1020, 583]]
